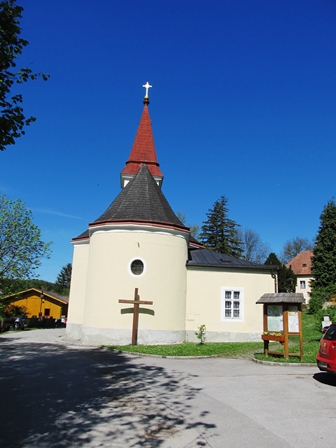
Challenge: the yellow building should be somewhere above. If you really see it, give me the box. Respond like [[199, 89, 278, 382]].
[[2, 288, 68, 319]]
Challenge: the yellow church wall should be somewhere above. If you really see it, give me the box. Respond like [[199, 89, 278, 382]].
[[75, 224, 189, 344], [186, 267, 275, 342], [67, 241, 89, 332]]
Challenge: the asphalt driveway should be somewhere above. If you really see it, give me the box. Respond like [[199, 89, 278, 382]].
[[0, 329, 335, 447]]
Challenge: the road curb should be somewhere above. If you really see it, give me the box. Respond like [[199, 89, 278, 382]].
[[252, 357, 316, 367]]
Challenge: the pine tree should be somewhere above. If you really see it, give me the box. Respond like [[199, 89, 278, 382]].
[[55, 263, 72, 294], [311, 199, 336, 289], [264, 252, 297, 293], [199, 196, 243, 257]]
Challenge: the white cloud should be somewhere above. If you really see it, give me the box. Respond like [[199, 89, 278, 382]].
[[32, 208, 84, 220]]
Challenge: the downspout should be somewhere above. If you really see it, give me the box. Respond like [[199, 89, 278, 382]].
[[271, 270, 278, 293]]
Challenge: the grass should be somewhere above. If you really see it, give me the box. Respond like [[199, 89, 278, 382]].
[[106, 312, 322, 363], [254, 312, 322, 363], [107, 341, 263, 358]]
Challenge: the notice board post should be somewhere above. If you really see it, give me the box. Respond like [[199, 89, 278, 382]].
[[256, 293, 304, 361]]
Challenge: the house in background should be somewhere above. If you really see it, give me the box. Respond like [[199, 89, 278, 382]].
[[1, 288, 69, 319], [67, 86, 278, 346], [286, 250, 313, 303]]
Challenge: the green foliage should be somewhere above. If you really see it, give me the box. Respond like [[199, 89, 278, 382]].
[[311, 199, 336, 289], [0, 277, 56, 295], [264, 252, 281, 266], [107, 341, 263, 357], [195, 324, 206, 344], [199, 195, 243, 257], [264, 253, 297, 293], [0, 194, 52, 294], [278, 265, 297, 293], [308, 295, 322, 314], [2, 303, 26, 317], [313, 305, 336, 328], [309, 284, 336, 314], [0, 0, 50, 151], [54, 263, 72, 294]]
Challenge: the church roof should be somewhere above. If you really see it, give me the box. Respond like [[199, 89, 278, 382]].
[[187, 248, 274, 270], [120, 100, 163, 179], [286, 250, 313, 275], [91, 164, 187, 230]]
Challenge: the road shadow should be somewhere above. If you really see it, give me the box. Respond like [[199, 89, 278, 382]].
[[313, 372, 336, 387], [0, 341, 215, 447]]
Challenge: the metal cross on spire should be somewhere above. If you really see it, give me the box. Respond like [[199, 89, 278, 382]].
[[142, 81, 152, 98]]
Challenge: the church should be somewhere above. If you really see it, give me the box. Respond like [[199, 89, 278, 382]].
[[66, 83, 277, 345]]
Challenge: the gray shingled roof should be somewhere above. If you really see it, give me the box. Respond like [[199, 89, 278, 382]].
[[187, 248, 275, 270], [92, 164, 187, 229], [257, 293, 304, 304]]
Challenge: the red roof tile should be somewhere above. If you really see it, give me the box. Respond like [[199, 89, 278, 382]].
[[286, 250, 313, 275], [121, 103, 163, 178]]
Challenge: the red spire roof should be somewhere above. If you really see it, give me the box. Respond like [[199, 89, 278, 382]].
[[120, 98, 163, 187]]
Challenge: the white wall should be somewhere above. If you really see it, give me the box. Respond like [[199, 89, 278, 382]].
[[295, 275, 313, 303], [186, 267, 275, 342], [78, 223, 189, 345], [66, 240, 89, 339]]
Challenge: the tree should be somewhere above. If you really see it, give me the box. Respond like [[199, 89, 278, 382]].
[[199, 195, 243, 257], [311, 199, 336, 290], [0, 193, 52, 294], [0, 0, 49, 151], [239, 228, 270, 263], [279, 237, 314, 264], [176, 211, 200, 239], [264, 252, 297, 293], [0, 277, 56, 294], [55, 263, 72, 294]]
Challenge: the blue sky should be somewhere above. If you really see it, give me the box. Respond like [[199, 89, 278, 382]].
[[1, 0, 336, 282]]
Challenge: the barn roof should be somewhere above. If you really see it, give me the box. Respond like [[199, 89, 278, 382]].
[[1, 288, 69, 305]]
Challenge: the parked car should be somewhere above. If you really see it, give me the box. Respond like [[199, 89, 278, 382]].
[[317, 323, 336, 375]]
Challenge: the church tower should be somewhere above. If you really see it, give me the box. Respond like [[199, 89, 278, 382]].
[[120, 82, 164, 188], [67, 84, 190, 345]]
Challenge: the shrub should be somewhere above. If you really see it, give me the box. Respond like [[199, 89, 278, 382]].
[[309, 284, 336, 314], [195, 324, 206, 344], [314, 306, 336, 331]]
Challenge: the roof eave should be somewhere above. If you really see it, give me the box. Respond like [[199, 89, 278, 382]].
[[89, 219, 190, 233]]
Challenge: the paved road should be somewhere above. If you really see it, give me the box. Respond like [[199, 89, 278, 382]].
[[0, 329, 335, 447]]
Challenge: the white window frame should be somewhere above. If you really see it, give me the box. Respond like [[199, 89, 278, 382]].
[[300, 280, 306, 289], [221, 287, 244, 321]]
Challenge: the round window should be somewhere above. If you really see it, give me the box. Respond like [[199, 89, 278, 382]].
[[130, 259, 144, 275]]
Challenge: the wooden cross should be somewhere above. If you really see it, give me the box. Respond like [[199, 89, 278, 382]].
[[119, 288, 153, 345]]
